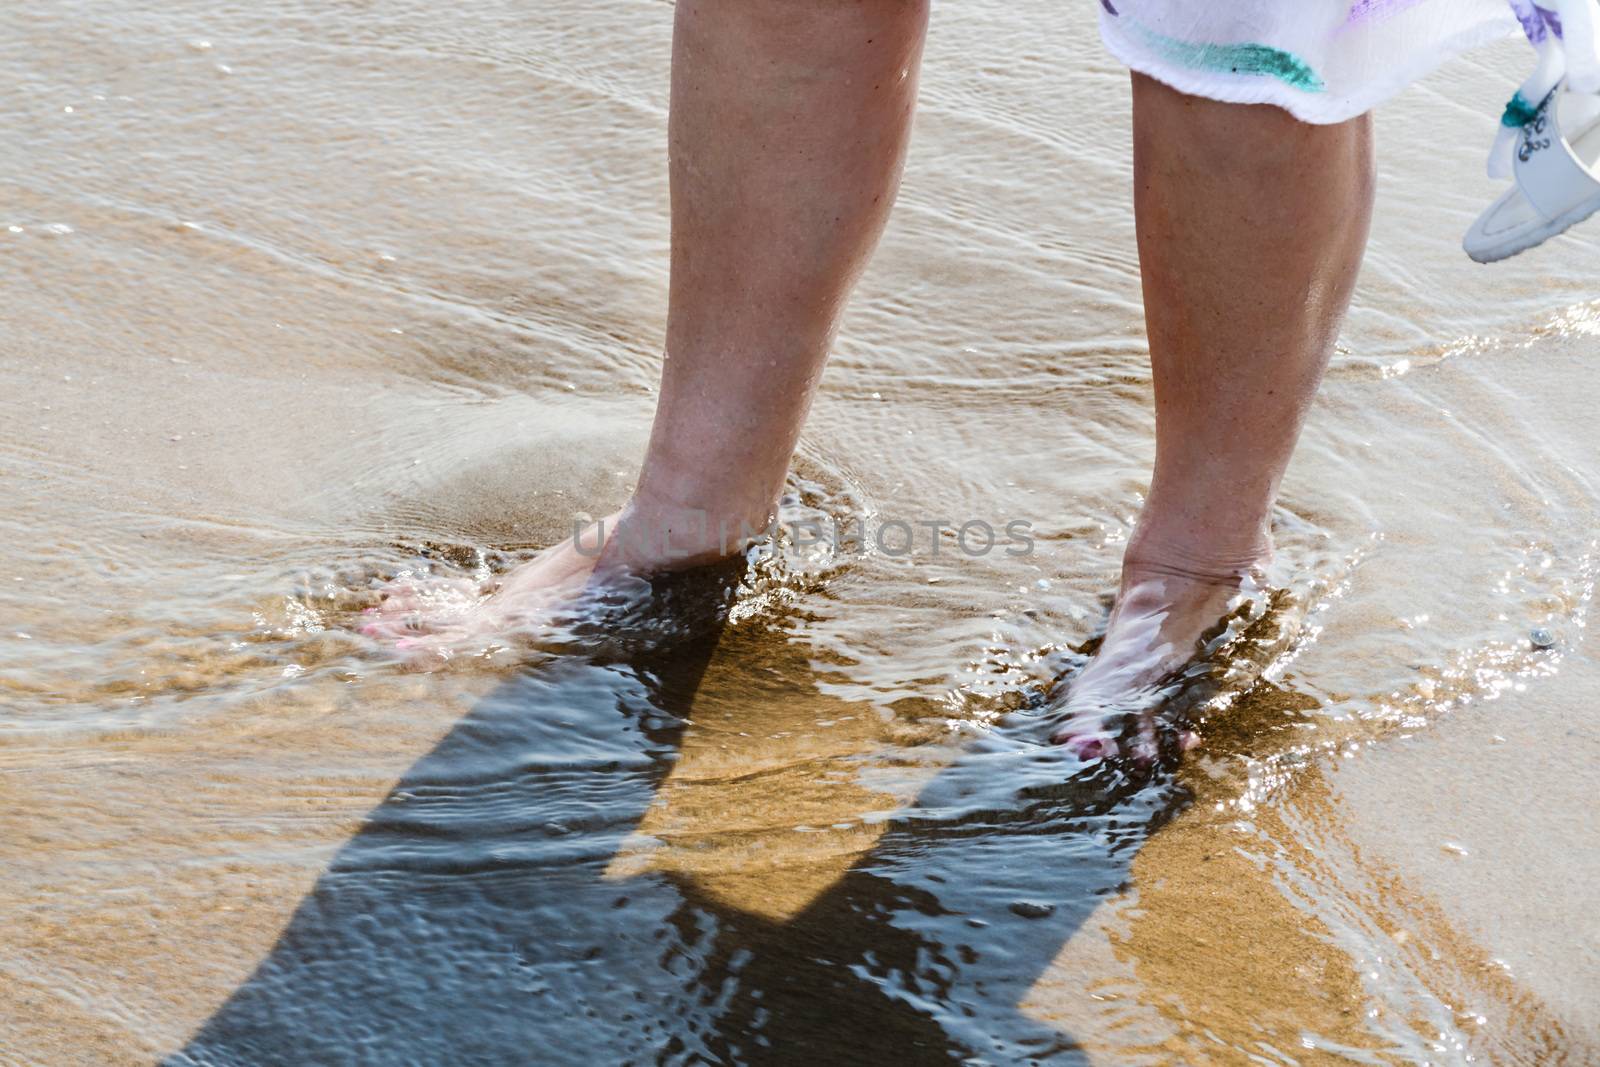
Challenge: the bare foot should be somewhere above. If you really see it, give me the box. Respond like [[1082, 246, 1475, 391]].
[[1047, 549, 1273, 762], [360, 524, 609, 654], [361, 498, 758, 666]]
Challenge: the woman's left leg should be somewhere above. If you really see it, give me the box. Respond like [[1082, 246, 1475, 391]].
[[1055, 73, 1376, 755]]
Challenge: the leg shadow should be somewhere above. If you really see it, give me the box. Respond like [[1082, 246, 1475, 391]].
[[170, 578, 1187, 1066], [680, 733, 1185, 1065]]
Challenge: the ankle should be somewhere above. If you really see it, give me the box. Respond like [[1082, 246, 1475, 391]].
[[634, 446, 786, 530], [591, 492, 774, 570], [1121, 526, 1273, 588]]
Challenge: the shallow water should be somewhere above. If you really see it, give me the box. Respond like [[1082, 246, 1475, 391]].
[[3, 2, 1598, 1063]]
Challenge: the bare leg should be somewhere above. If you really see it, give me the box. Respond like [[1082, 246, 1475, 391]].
[[1053, 74, 1375, 754], [367, 0, 928, 647]]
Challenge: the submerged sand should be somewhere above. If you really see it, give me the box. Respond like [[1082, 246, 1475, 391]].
[[2, 1, 1597, 1063]]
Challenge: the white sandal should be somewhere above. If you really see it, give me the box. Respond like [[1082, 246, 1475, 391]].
[[1465, 80, 1600, 263]]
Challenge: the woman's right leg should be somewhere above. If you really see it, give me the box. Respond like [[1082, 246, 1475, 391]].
[[367, 0, 928, 644], [637, 0, 929, 550]]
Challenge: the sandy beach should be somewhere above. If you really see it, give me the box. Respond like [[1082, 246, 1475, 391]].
[[2, 1, 1598, 1062]]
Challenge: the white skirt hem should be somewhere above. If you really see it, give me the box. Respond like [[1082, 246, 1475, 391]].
[[1098, 10, 1517, 124]]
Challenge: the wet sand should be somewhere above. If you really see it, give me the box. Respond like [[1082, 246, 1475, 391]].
[[3, 1, 1599, 1063]]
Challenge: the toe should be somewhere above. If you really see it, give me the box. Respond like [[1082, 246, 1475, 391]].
[[1128, 715, 1162, 768], [1050, 710, 1118, 756], [391, 626, 497, 672], [361, 574, 484, 641], [393, 634, 456, 671], [1067, 732, 1119, 761]]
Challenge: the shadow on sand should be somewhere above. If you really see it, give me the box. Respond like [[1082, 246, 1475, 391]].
[[170, 575, 1190, 1065]]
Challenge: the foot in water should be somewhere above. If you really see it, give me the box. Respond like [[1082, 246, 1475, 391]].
[[361, 497, 755, 666], [1046, 547, 1273, 764]]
